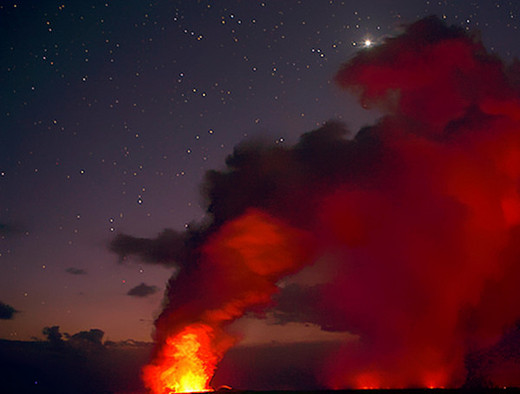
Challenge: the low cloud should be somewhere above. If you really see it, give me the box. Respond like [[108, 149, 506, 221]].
[[0, 301, 18, 320], [65, 267, 87, 275], [127, 283, 159, 298]]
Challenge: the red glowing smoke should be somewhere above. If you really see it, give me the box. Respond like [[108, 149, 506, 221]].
[[320, 16, 520, 388], [111, 16, 520, 389]]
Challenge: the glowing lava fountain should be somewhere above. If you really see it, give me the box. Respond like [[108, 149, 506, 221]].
[[143, 324, 219, 394], [141, 210, 314, 393]]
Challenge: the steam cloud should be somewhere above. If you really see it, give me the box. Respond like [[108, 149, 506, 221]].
[[111, 17, 520, 388]]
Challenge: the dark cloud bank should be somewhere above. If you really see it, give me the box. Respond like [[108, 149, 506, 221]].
[[111, 16, 520, 390], [0, 326, 151, 394]]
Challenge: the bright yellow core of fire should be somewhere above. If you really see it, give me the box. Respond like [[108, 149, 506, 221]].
[[161, 332, 212, 394]]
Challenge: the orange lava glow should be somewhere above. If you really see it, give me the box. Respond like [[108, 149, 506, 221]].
[[355, 373, 381, 390], [143, 324, 217, 394]]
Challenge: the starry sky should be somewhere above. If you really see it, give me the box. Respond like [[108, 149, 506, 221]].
[[1, 0, 520, 343]]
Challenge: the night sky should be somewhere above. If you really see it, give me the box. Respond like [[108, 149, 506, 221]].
[[1, 0, 520, 354]]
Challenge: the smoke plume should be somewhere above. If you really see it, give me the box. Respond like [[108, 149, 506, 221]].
[[112, 16, 520, 389]]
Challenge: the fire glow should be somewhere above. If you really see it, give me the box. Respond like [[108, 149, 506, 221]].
[[142, 324, 216, 394], [140, 210, 314, 393]]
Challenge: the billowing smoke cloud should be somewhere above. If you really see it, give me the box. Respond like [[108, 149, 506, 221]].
[[127, 282, 160, 298], [110, 227, 203, 267], [111, 16, 520, 389], [317, 16, 520, 388]]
